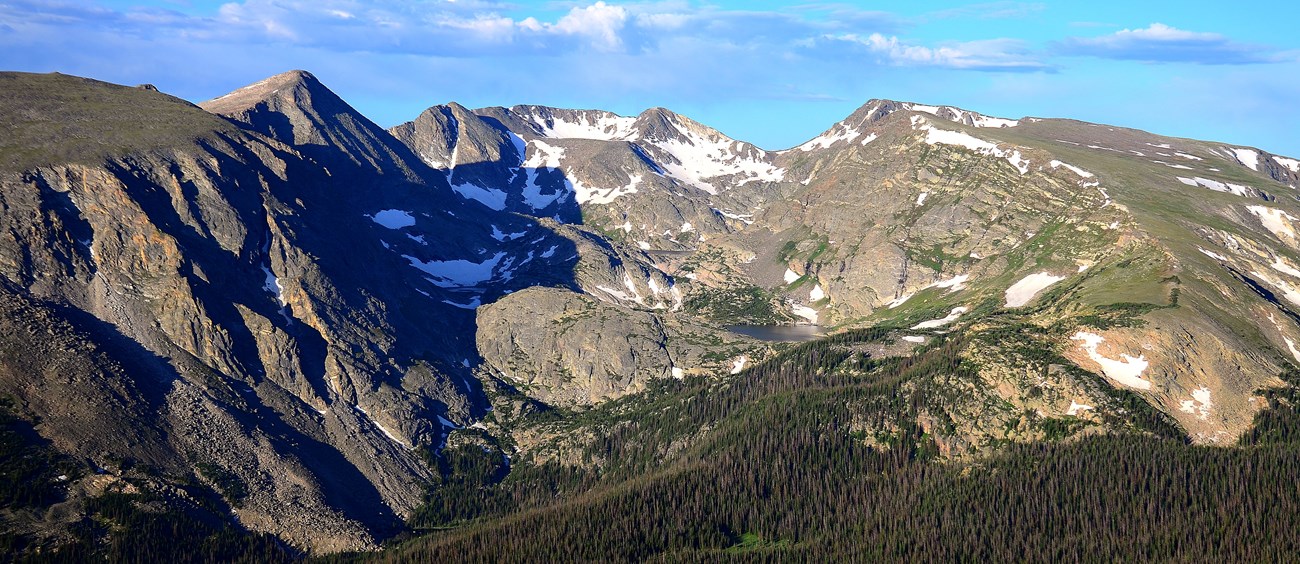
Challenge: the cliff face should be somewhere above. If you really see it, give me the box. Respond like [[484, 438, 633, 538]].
[[0, 72, 473, 550], [5, 70, 1300, 555]]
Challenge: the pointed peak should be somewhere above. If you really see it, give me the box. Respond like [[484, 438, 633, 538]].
[[444, 101, 473, 114], [199, 69, 334, 116], [638, 106, 677, 119]]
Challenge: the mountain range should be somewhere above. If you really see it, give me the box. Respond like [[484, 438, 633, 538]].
[[2, 69, 1299, 558]]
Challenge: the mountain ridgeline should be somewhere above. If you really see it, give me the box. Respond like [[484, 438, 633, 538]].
[[1, 69, 1299, 558]]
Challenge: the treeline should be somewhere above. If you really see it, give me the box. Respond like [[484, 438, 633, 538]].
[[0, 399, 294, 563], [382, 415, 1300, 562], [368, 327, 1300, 562]]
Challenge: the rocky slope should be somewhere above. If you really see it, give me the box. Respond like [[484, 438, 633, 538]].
[[2, 68, 1300, 555]]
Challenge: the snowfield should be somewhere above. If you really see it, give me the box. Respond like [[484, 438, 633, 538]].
[[913, 118, 1029, 174], [1247, 206, 1299, 243], [404, 252, 505, 288], [531, 110, 636, 141], [370, 209, 416, 229], [913, 307, 968, 329], [1070, 331, 1152, 390], [1179, 387, 1213, 420], [1176, 176, 1252, 197], [1229, 147, 1260, 171], [1004, 272, 1065, 307]]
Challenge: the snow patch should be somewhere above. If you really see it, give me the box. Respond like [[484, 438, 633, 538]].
[[902, 335, 926, 344], [1067, 401, 1094, 416], [650, 123, 785, 193], [1247, 206, 1299, 242], [1050, 160, 1094, 178], [1275, 156, 1300, 173], [1272, 257, 1300, 278], [713, 208, 755, 225], [532, 111, 637, 140], [916, 192, 929, 206], [934, 274, 970, 292], [1152, 160, 1193, 170], [1198, 247, 1228, 261], [671, 367, 685, 379], [886, 274, 970, 308], [491, 225, 527, 242], [1004, 272, 1065, 307], [442, 296, 482, 309], [1229, 147, 1260, 171], [1178, 386, 1213, 420], [1286, 337, 1300, 363], [791, 303, 819, 323], [370, 209, 416, 229], [917, 121, 1029, 174], [904, 103, 1019, 128], [809, 284, 825, 301], [784, 268, 801, 284], [729, 356, 748, 375], [452, 182, 508, 210], [1177, 176, 1252, 197], [261, 265, 287, 307], [1070, 331, 1152, 390], [912, 307, 968, 330], [796, 123, 863, 151], [1251, 270, 1300, 307], [404, 252, 505, 288]]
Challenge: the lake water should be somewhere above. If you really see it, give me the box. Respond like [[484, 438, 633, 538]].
[[726, 324, 827, 342]]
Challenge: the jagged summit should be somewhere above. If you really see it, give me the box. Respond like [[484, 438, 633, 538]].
[[785, 99, 1023, 153]]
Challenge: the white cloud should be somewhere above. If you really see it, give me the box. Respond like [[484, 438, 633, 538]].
[[552, 1, 627, 52], [1113, 22, 1218, 42], [1059, 23, 1291, 65], [819, 33, 1050, 72]]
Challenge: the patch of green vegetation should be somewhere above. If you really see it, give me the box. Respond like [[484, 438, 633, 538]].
[[904, 243, 969, 272], [726, 532, 790, 553], [1240, 369, 1300, 447], [195, 462, 249, 507], [0, 398, 82, 509], [46, 491, 294, 562], [1037, 417, 1089, 441], [684, 284, 787, 324]]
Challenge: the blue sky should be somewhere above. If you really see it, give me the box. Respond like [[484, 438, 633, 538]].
[[3, 1, 1298, 156]]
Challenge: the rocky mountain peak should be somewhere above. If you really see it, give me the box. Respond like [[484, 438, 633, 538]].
[[631, 106, 697, 143], [198, 69, 320, 116], [202, 70, 428, 181]]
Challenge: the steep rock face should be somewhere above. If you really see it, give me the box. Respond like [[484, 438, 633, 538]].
[[476, 287, 674, 406], [476, 286, 763, 407], [0, 71, 579, 551]]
